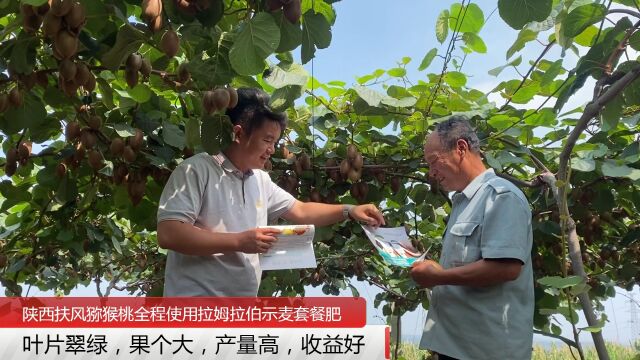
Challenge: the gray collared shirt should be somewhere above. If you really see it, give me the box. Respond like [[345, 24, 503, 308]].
[[420, 169, 534, 359], [157, 152, 296, 296]]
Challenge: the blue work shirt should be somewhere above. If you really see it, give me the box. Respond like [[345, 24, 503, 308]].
[[420, 169, 534, 359]]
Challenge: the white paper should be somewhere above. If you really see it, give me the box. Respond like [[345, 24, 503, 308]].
[[258, 225, 316, 270], [361, 225, 428, 267]]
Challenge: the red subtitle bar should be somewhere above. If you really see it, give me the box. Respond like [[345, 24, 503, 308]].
[[0, 297, 366, 328]]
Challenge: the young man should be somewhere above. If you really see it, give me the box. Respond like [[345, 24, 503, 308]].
[[157, 88, 385, 297], [410, 116, 533, 359]]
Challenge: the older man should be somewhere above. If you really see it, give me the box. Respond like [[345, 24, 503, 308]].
[[410, 116, 534, 360]]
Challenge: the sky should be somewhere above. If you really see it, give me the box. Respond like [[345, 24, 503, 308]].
[[2, 0, 639, 351]]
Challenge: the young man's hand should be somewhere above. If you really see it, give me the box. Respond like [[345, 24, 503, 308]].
[[410, 260, 444, 288], [236, 228, 281, 253], [350, 204, 386, 227]]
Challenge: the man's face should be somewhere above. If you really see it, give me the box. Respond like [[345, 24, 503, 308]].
[[236, 120, 281, 170], [423, 132, 464, 192]]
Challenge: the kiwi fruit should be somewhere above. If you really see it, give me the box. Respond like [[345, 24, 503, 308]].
[[160, 29, 180, 58], [227, 87, 238, 109], [110, 138, 125, 156], [212, 88, 230, 110], [126, 53, 143, 71], [65, 121, 81, 141]]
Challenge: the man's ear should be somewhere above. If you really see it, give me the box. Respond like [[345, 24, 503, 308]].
[[457, 138, 469, 155], [232, 125, 243, 143]]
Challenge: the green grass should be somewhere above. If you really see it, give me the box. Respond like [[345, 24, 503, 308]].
[[393, 341, 639, 360]]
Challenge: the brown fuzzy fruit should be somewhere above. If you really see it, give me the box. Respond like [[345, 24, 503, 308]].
[[87, 150, 104, 170], [23, 14, 42, 33], [125, 68, 139, 88], [227, 87, 238, 109], [50, 0, 73, 17], [347, 144, 358, 162], [126, 53, 142, 71], [18, 142, 32, 160], [293, 159, 304, 176], [55, 162, 67, 178], [348, 168, 362, 182], [65, 122, 81, 141], [80, 130, 97, 148], [283, 0, 301, 23], [177, 63, 191, 83], [212, 88, 230, 110], [6, 148, 18, 163], [64, 1, 86, 29], [142, 0, 162, 21], [36, 71, 49, 88], [352, 153, 363, 170], [59, 59, 77, 80], [56, 31, 78, 59], [20, 4, 35, 17], [129, 129, 144, 151], [113, 163, 128, 185], [110, 138, 125, 156], [36, 2, 50, 15], [150, 15, 163, 32], [299, 153, 311, 170], [390, 176, 401, 193], [350, 183, 361, 199], [339, 159, 350, 177], [74, 63, 91, 86], [202, 91, 217, 114], [73, 142, 85, 162], [84, 72, 96, 92], [310, 188, 322, 203], [123, 146, 136, 163], [4, 161, 17, 177], [42, 12, 62, 38], [88, 115, 102, 130], [140, 58, 152, 77], [160, 29, 180, 58], [9, 88, 23, 107]]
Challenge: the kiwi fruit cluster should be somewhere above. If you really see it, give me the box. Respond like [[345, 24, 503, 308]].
[[339, 144, 364, 182], [4, 142, 32, 177], [265, 0, 302, 23], [202, 87, 239, 114], [124, 53, 152, 88]]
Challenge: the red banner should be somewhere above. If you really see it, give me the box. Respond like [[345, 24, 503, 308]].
[[0, 297, 366, 328]]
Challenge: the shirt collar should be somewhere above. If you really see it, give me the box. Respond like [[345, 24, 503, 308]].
[[213, 152, 254, 179], [459, 168, 495, 199]]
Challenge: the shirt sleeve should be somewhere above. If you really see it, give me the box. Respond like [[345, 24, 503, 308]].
[[157, 157, 207, 225], [480, 191, 531, 263], [262, 172, 296, 220]]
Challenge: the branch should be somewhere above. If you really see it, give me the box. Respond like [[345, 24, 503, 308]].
[[304, 89, 341, 114], [608, 8, 640, 19], [494, 171, 540, 188], [533, 329, 578, 349], [499, 40, 555, 112]]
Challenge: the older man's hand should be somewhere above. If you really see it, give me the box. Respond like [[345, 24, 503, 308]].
[[350, 204, 385, 227], [410, 260, 444, 288]]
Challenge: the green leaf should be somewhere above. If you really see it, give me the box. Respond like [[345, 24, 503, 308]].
[[488, 56, 522, 77], [264, 63, 309, 88], [574, 25, 599, 47], [301, 0, 336, 25], [572, 158, 596, 172], [162, 121, 185, 149], [462, 32, 486, 53], [443, 71, 467, 87], [229, 12, 280, 75], [510, 82, 540, 104], [354, 85, 385, 107], [201, 114, 233, 155], [301, 11, 332, 64], [387, 68, 406, 77], [21, 0, 47, 5], [436, 10, 449, 43], [2, 93, 46, 132], [499, 0, 552, 30], [9, 33, 37, 74], [449, 3, 484, 33], [126, 84, 152, 103], [270, 85, 303, 111], [601, 161, 640, 181], [563, 4, 606, 38], [540, 60, 563, 86], [195, 0, 224, 27], [101, 24, 145, 71], [274, 11, 303, 52], [507, 29, 537, 60], [418, 48, 437, 71], [538, 275, 583, 289]]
